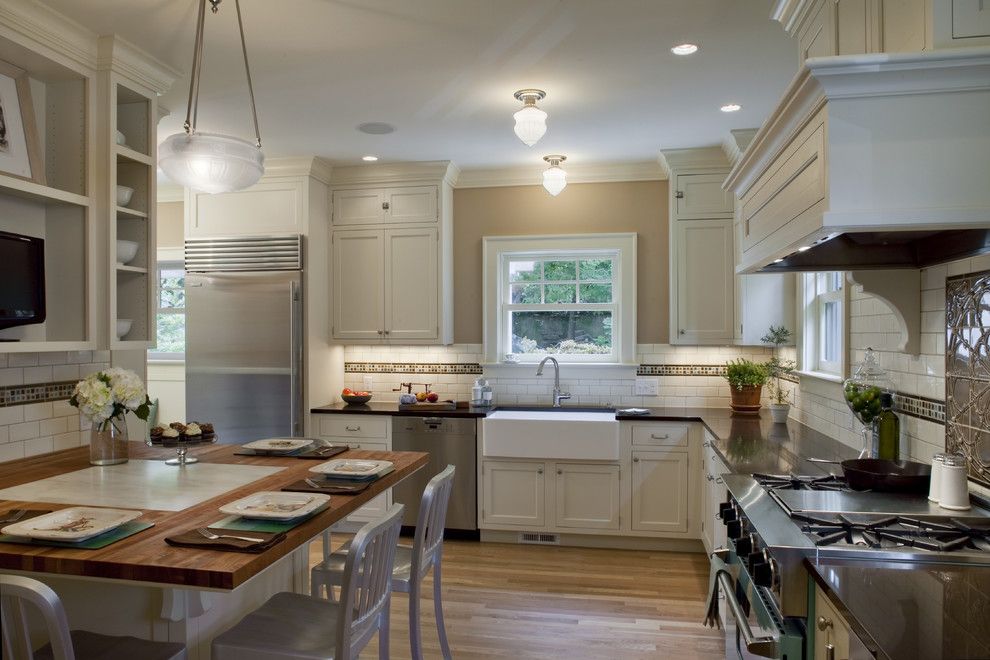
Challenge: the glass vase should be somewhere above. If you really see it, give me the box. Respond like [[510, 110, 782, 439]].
[[89, 417, 129, 466]]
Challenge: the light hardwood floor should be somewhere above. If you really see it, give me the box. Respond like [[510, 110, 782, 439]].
[[309, 538, 725, 659]]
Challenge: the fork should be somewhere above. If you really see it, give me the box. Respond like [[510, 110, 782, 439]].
[[196, 528, 265, 544]]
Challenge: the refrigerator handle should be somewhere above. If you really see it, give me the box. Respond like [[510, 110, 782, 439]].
[[289, 279, 303, 436]]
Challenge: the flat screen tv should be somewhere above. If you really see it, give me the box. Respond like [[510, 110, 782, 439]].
[[0, 230, 46, 330]]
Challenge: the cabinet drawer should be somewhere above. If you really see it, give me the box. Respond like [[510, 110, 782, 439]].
[[740, 110, 827, 254], [318, 416, 388, 439], [631, 423, 689, 447]]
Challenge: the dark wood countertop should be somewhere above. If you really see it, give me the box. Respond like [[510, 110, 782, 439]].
[[0, 444, 427, 590]]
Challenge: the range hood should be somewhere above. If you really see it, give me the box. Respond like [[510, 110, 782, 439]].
[[724, 48, 990, 274]]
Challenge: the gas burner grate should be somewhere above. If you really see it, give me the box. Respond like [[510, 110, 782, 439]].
[[752, 473, 850, 492], [792, 513, 990, 553]]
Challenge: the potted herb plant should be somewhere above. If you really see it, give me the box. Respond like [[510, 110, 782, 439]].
[[724, 358, 769, 414], [761, 325, 796, 424]]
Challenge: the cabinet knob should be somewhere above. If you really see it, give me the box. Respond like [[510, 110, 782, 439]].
[[384, 329, 390, 335], [633, 457, 640, 463], [679, 329, 685, 335], [537, 468, 544, 474], [382, 201, 390, 210], [377, 329, 384, 335], [817, 616, 833, 632], [706, 474, 714, 481], [556, 469, 562, 475], [675, 190, 684, 199]]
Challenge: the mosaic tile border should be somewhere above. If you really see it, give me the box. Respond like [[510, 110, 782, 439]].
[[0, 381, 76, 408], [636, 364, 800, 383], [345, 362, 483, 375], [893, 392, 946, 425]]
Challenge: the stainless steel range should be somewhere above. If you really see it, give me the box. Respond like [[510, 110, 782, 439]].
[[715, 472, 990, 659]]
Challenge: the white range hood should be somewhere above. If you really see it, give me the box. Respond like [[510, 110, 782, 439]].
[[724, 47, 990, 275]]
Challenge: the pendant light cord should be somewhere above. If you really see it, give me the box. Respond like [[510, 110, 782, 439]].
[[182, 0, 262, 149]]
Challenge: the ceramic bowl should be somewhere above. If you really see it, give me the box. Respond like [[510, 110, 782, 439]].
[[341, 394, 373, 405], [115, 129, 127, 146], [116, 185, 134, 207], [116, 240, 139, 265], [116, 319, 132, 340]]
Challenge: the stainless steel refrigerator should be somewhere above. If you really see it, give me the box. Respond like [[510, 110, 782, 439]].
[[184, 235, 303, 443]]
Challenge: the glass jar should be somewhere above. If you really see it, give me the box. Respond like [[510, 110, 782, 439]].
[[842, 348, 892, 458], [89, 417, 129, 466]]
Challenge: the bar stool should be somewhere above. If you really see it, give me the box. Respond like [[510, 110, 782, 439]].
[[311, 465, 455, 660], [212, 503, 404, 660], [0, 575, 186, 660]]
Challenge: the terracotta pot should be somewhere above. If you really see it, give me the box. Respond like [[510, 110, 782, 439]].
[[729, 384, 763, 414]]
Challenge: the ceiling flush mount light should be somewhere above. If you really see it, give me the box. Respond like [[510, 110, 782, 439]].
[[670, 43, 699, 55], [357, 122, 396, 135], [542, 155, 567, 196], [720, 103, 742, 113], [513, 89, 548, 147], [362, 155, 379, 162], [159, 0, 264, 194]]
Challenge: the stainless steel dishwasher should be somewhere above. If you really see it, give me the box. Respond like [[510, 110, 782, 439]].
[[391, 416, 477, 537]]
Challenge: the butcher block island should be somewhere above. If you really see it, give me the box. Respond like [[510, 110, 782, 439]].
[[0, 444, 427, 658]]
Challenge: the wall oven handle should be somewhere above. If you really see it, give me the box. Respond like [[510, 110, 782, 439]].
[[716, 572, 780, 658]]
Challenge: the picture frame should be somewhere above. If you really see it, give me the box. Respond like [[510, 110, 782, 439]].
[[0, 59, 44, 185]]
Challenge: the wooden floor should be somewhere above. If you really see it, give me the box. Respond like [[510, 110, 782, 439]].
[[309, 537, 725, 659]]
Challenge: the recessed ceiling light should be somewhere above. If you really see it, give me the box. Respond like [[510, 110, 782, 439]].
[[362, 155, 379, 162], [357, 122, 396, 135], [671, 43, 698, 56], [720, 103, 742, 113]]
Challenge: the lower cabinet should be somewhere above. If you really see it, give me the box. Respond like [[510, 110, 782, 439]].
[[315, 414, 391, 524], [813, 585, 852, 660], [701, 432, 730, 554], [630, 449, 689, 533], [554, 463, 620, 531], [481, 460, 547, 528]]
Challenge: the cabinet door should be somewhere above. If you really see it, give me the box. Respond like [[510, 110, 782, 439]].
[[950, 0, 990, 39], [332, 229, 384, 340], [674, 218, 734, 344], [553, 463, 620, 531], [881, 0, 927, 52], [386, 186, 437, 224], [333, 189, 385, 226], [798, 0, 837, 63], [482, 460, 546, 527], [384, 227, 438, 341], [837, 0, 872, 54], [674, 173, 733, 219], [631, 450, 689, 533], [814, 587, 852, 660]]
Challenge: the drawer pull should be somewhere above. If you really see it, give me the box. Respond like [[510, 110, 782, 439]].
[[703, 441, 711, 448], [349, 443, 361, 449], [345, 426, 361, 432], [706, 474, 714, 482], [716, 476, 724, 484], [651, 433, 670, 440], [556, 469, 562, 475], [633, 457, 640, 463], [537, 468, 544, 475]]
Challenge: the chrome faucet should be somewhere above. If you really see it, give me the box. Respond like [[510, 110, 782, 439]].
[[536, 356, 571, 407]]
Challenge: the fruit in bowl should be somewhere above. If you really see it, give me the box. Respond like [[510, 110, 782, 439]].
[[416, 391, 428, 402], [341, 388, 372, 405], [427, 392, 439, 403]]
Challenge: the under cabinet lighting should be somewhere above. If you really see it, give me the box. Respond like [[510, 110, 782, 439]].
[[671, 43, 699, 55], [362, 155, 379, 162], [797, 246, 811, 252]]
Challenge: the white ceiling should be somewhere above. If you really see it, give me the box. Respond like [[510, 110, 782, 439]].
[[45, 0, 797, 170]]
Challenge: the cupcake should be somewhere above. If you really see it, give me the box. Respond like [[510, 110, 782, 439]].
[[162, 427, 180, 439], [198, 422, 214, 435], [183, 422, 202, 438], [169, 422, 187, 434]]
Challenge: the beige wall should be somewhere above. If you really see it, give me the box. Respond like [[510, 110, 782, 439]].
[[452, 180, 668, 345], [157, 201, 183, 249]]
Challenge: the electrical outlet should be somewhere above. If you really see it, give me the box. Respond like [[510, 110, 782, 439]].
[[362, 375, 374, 391], [635, 378, 659, 396]]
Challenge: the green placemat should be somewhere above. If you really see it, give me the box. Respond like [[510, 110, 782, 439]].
[[211, 502, 331, 534], [0, 520, 155, 549]]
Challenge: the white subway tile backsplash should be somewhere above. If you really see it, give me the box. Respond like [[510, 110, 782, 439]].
[[0, 368, 23, 387], [23, 366, 53, 384], [9, 421, 40, 442], [7, 354, 39, 368]]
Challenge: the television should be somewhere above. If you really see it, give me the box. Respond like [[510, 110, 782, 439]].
[[0, 230, 46, 330]]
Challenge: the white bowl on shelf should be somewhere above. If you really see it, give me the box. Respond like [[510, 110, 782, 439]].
[[115, 129, 128, 146], [116, 185, 134, 207], [116, 240, 139, 265], [116, 319, 133, 340]]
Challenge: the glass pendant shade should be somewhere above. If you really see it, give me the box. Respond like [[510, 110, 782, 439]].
[[542, 164, 567, 196], [513, 105, 548, 147], [159, 132, 265, 194]]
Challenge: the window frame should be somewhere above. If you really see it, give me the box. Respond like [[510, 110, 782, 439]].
[[482, 234, 637, 365], [799, 271, 848, 381], [148, 248, 185, 362]]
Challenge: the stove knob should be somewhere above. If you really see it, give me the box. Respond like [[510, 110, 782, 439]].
[[726, 520, 742, 540], [735, 534, 753, 556], [752, 562, 773, 588], [720, 503, 737, 524], [747, 550, 765, 570]]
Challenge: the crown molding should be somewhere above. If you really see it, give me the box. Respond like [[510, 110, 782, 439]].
[[96, 35, 179, 95], [657, 147, 730, 175], [456, 160, 665, 189], [771, 0, 817, 37], [0, 0, 98, 71], [721, 128, 759, 166], [330, 161, 459, 187], [263, 156, 334, 184]]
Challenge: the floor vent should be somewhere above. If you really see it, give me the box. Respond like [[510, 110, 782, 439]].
[[518, 532, 560, 545]]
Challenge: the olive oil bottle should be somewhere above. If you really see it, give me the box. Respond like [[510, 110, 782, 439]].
[[872, 392, 900, 460]]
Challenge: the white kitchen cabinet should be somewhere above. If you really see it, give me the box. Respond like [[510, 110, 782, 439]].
[[630, 449, 690, 534], [384, 227, 439, 341], [482, 460, 547, 528], [553, 463, 620, 531], [315, 414, 391, 525], [386, 186, 438, 224], [798, 0, 837, 63], [813, 585, 852, 660], [331, 189, 384, 226], [331, 229, 385, 341], [673, 173, 734, 219], [673, 218, 735, 344], [332, 186, 437, 226], [701, 433, 729, 555]]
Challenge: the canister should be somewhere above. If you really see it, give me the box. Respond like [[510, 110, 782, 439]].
[[939, 454, 970, 511]]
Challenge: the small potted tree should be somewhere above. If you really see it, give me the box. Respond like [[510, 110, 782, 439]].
[[724, 358, 769, 414], [762, 325, 796, 424]]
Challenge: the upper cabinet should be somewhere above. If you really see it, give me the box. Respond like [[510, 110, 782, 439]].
[[329, 162, 457, 345], [0, 6, 175, 353]]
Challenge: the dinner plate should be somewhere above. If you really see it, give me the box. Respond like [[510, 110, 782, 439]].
[[219, 492, 330, 521], [309, 459, 394, 479], [1, 507, 143, 542], [243, 438, 314, 453]]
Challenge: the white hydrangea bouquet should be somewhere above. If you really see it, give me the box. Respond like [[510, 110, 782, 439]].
[[70, 367, 152, 430]]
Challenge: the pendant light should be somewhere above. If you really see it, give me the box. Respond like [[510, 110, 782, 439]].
[[542, 155, 567, 196], [513, 89, 548, 147], [159, 0, 265, 194]]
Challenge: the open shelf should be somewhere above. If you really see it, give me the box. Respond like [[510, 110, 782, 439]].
[[115, 264, 148, 274], [115, 144, 154, 166], [0, 175, 90, 207], [116, 205, 147, 219]]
